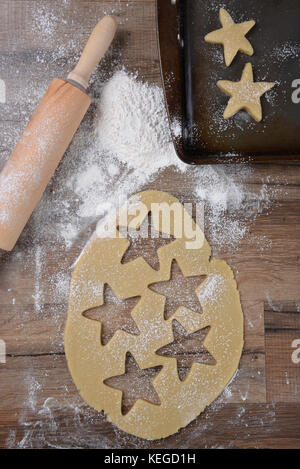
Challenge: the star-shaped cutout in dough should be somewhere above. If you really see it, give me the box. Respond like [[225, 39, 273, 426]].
[[104, 352, 162, 415], [83, 284, 140, 345], [149, 259, 206, 320], [217, 63, 275, 122], [205, 8, 255, 67], [156, 320, 216, 381], [118, 212, 175, 271]]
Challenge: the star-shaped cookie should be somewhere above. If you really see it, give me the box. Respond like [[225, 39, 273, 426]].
[[104, 352, 162, 415], [149, 259, 206, 320], [118, 212, 175, 271], [205, 8, 255, 67], [217, 63, 275, 122], [156, 320, 216, 381], [83, 284, 140, 345]]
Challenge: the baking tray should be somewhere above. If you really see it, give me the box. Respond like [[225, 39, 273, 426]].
[[157, 0, 300, 164]]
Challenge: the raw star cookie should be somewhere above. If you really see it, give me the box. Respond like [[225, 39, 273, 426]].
[[217, 63, 275, 122], [65, 190, 244, 440], [205, 8, 255, 67]]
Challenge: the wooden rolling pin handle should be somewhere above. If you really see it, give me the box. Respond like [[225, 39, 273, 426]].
[[67, 16, 118, 90]]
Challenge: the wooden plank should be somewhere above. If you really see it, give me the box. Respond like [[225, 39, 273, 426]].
[[1, 185, 300, 308], [0, 354, 298, 448]]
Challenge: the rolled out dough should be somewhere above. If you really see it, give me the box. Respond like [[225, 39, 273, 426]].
[[65, 190, 244, 440]]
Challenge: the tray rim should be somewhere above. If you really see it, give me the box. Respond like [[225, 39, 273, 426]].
[[156, 0, 300, 165]]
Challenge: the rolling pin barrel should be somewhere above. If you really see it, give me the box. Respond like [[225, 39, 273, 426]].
[[0, 16, 117, 252]]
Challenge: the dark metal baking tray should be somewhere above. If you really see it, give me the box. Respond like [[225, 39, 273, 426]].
[[157, 0, 300, 164]]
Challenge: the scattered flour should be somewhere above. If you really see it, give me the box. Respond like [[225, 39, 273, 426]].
[[0, 79, 5, 103], [33, 245, 43, 314], [197, 274, 225, 306], [271, 41, 300, 63]]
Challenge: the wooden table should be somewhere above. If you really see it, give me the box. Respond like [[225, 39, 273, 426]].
[[0, 0, 299, 449]]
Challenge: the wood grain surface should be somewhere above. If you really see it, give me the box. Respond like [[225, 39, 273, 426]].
[[0, 0, 300, 449]]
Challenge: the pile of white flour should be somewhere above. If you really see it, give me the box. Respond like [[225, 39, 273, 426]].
[[71, 70, 184, 222], [51, 69, 274, 252]]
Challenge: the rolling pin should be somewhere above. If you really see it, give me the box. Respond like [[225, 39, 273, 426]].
[[0, 16, 117, 251]]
